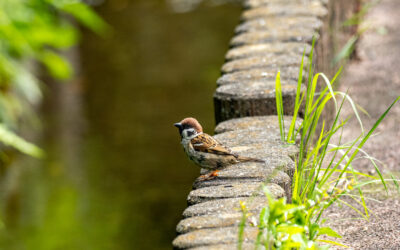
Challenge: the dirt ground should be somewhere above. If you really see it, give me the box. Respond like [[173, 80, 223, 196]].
[[323, 0, 400, 248]]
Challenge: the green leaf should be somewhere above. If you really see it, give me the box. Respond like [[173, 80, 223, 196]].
[[316, 239, 349, 248], [29, 22, 78, 49], [276, 225, 305, 234], [0, 123, 44, 158], [60, 2, 110, 35], [333, 35, 358, 64], [390, 174, 400, 193], [39, 50, 71, 80], [317, 227, 342, 238]]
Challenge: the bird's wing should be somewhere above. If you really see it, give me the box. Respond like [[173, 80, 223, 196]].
[[191, 133, 234, 155]]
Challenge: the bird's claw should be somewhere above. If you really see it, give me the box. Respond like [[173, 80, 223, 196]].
[[199, 170, 219, 181]]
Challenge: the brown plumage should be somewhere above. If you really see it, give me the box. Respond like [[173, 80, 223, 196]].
[[191, 133, 231, 155], [174, 117, 264, 173], [180, 117, 203, 133], [191, 133, 264, 163]]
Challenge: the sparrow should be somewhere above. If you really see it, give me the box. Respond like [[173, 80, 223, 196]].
[[174, 117, 264, 179]]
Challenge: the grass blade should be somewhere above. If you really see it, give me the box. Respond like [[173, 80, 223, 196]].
[[335, 96, 400, 187], [275, 71, 285, 141]]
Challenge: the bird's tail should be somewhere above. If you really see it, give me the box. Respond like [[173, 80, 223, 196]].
[[237, 156, 265, 163]]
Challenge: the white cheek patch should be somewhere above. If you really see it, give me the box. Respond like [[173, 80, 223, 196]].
[[183, 129, 199, 139]]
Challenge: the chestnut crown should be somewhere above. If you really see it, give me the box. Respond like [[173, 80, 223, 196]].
[[174, 117, 203, 138]]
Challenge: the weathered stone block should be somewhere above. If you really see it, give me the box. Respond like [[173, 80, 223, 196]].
[[195, 165, 292, 198], [214, 115, 301, 134], [230, 28, 318, 47], [172, 227, 258, 249], [187, 182, 284, 205], [221, 54, 305, 74], [182, 197, 269, 218], [241, 2, 327, 21], [243, 0, 327, 9], [193, 168, 290, 190], [201, 154, 295, 178], [235, 16, 323, 34], [214, 80, 305, 123], [176, 213, 243, 234], [216, 67, 301, 86], [214, 130, 299, 157], [226, 43, 311, 61]]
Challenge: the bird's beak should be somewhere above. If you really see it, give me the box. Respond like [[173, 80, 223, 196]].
[[174, 123, 182, 129]]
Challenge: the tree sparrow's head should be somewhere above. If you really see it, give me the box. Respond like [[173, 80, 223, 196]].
[[174, 117, 203, 139]]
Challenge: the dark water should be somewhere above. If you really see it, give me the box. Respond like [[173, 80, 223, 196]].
[[0, 1, 241, 249]]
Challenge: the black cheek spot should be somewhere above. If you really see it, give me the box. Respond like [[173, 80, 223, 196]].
[[216, 161, 223, 168]]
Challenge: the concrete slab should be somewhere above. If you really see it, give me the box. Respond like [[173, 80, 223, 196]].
[[221, 54, 305, 74], [241, 2, 327, 21], [172, 227, 258, 249], [230, 28, 317, 47], [187, 182, 284, 205], [236, 16, 322, 33], [182, 197, 269, 218], [225, 43, 311, 61], [216, 67, 301, 85]]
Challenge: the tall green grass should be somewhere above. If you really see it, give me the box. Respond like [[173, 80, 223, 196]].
[[239, 39, 400, 249], [272, 39, 400, 247]]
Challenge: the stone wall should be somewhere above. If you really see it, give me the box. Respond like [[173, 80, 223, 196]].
[[173, 0, 359, 249]]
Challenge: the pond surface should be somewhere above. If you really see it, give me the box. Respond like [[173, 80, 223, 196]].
[[0, 1, 241, 249]]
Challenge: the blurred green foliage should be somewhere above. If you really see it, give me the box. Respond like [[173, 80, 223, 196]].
[[0, 0, 107, 158]]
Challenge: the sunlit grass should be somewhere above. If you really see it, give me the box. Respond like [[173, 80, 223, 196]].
[[239, 37, 400, 249], [276, 38, 399, 247]]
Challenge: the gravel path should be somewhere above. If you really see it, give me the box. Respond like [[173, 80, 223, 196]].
[[323, 0, 400, 248]]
